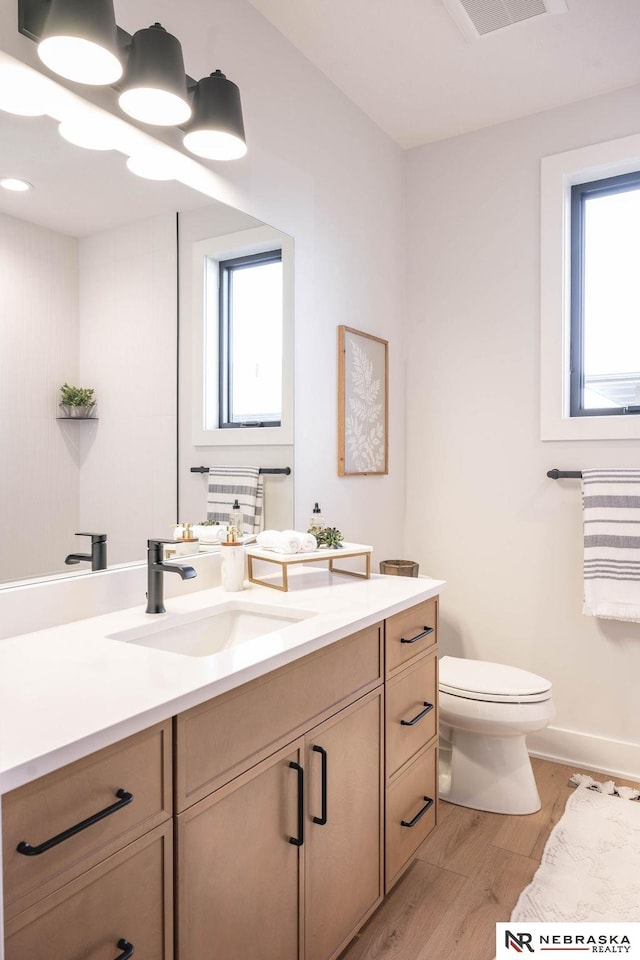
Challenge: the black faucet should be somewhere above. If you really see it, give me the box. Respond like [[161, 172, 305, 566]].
[[146, 538, 197, 615], [65, 533, 108, 571]]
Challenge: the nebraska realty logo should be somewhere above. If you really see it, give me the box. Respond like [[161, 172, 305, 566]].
[[496, 923, 640, 957]]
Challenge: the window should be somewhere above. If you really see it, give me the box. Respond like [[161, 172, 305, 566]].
[[570, 171, 640, 418], [191, 224, 293, 447], [540, 131, 640, 441], [218, 249, 283, 429]]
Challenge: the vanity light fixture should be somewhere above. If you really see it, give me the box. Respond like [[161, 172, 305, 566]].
[[0, 177, 33, 191], [183, 71, 247, 161], [36, 0, 123, 86], [118, 23, 191, 127], [17, 0, 248, 159]]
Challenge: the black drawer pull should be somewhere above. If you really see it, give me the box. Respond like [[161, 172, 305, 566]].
[[16, 789, 134, 857], [400, 701, 434, 727], [400, 626, 434, 645], [401, 796, 434, 828], [312, 745, 328, 825], [288, 761, 304, 847], [115, 939, 135, 960]]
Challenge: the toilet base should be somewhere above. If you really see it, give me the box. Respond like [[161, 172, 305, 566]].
[[439, 730, 541, 815]]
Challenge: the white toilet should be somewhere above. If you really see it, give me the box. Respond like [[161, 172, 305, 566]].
[[438, 656, 554, 815]]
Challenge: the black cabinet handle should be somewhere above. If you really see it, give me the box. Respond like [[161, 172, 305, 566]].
[[16, 789, 133, 857], [400, 701, 434, 727], [400, 626, 434, 645], [288, 762, 304, 846], [115, 939, 134, 960], [401, 796, 434, 828], [312, 745, 328, 825]]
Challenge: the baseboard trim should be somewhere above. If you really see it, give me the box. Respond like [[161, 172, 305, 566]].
[[528, 726, 640, 782]]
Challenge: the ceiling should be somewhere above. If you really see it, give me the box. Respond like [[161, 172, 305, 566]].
[[247, 0, 640, 148]]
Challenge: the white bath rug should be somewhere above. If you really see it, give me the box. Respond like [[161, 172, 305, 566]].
[[511, 783, 640, 922]]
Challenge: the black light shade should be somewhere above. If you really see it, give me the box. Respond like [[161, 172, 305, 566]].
[[37, 0, 122, 85], [118, 22, 191, 126], [183, 70, 247, 161]]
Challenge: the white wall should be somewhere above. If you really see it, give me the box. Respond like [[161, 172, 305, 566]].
[[405, 83, 640, 779], [0, 212, 79, 581], [78, 213, 177, 563]]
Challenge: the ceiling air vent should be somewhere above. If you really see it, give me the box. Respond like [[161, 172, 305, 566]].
[[442, 0, 568, 41]]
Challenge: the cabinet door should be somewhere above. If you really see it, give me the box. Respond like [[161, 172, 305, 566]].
[[176, 740, 303, 960], [304, 689, 384, 960]]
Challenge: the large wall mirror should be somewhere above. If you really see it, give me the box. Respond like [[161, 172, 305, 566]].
[[0, 102, 294, 588]]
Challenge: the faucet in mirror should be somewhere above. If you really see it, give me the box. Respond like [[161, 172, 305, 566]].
[[64, 532, 108, 571]]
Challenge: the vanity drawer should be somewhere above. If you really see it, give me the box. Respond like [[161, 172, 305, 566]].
[[385, 744, 437, 891], [386, 651, 438, 780], [4, 821, 173, 960], [2, 721, 172, 919], [175, 623, 382, 810], [385, 598, 437, 677]]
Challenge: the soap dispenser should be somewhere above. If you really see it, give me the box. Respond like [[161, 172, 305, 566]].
[[229, 499, 244, 536], [308, 502, 326, 532], [220, 525, 245, 591]]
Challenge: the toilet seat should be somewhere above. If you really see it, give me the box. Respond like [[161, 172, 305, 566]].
[[439, 656, 552, 704]]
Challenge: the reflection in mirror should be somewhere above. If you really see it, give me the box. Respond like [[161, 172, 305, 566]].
[[0, 104, 294, 587], [178, 210, 294, 536]]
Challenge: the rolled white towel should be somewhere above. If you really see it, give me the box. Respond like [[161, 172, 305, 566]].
[[256, 529, 279, 550], [299, 532, 317, 553], [281, 530, 305, 553], [256, 530, 302, 554]]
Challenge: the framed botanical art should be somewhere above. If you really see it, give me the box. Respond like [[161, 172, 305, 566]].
[[338, 325, 389, 476]]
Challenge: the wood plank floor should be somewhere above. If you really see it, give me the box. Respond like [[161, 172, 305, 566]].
[[340, 757, 639, 960]]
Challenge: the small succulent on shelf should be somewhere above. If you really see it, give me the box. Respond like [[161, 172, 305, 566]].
[[59, 382, 96, 418], [60, 383, 96, 407], [313, 526, 344, 549]]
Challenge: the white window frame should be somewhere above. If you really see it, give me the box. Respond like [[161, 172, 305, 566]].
[[540, 132, 640, 440], [191, 225, 294, 446]]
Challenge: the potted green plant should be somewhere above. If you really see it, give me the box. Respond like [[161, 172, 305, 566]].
[[59, 382, 97, 418]]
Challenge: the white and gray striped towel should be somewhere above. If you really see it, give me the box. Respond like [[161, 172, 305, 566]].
[[583, 468, 640, 622], [207, 466, 264, 535]]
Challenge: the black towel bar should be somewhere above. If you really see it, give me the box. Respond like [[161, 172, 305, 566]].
[[190, 466, 291, 476], [547, 469, 583, 479]]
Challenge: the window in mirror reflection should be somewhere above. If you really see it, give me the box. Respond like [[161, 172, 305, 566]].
[[218, 249, 283, 428], [194, 224, 293, 447]]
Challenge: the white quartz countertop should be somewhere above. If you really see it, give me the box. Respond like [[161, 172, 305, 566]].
[[0, 569, 445, 795]]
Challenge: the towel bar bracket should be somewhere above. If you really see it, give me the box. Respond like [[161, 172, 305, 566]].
[[547, 469, 582, 479]]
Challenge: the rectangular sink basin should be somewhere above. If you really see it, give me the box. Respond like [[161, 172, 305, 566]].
[[107, 602, 313, 657]]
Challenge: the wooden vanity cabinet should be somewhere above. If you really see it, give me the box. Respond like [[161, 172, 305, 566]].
[[2, 595, 441, 959], [384, 596, 439, 891], [175, 628, 385, 960]]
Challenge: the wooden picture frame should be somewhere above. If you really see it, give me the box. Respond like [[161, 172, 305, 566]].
[[338, 326, 389, 476]]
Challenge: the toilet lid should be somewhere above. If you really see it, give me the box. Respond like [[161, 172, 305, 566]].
[[439, 656, 552, 703]]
